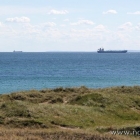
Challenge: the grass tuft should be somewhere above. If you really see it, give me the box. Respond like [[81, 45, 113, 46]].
[[0, 86, 140, 139]]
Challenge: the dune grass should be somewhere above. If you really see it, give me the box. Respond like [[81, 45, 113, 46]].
[[0, 86, 140, 139]]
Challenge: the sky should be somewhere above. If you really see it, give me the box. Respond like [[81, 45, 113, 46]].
[[0, 0, 140, 52]]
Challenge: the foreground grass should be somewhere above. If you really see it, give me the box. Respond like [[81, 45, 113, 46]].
[[0, 86, 140, 139]]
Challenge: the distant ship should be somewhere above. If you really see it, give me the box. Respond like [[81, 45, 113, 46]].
[[13, 50, 22, 53], [97, 48, 127, 53]]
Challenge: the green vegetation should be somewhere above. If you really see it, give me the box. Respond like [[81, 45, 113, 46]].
[[0, 86, 140, 139]]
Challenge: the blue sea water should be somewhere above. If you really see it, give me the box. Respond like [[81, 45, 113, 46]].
[[0, 52, 140, 94]]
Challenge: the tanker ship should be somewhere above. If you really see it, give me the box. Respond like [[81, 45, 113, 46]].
[[97, 48, 127, 53]]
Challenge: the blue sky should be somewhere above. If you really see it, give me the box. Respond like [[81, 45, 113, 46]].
[[0, 0, 140, 52]]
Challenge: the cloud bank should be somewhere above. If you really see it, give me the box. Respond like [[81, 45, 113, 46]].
[[103, 10, 117, 14], [6, 17, 30, 23], [71, 20, 94, 26]]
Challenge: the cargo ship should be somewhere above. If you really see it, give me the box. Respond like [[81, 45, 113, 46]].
[[97, 48, 127, 53], [13, 50, 22, 53]]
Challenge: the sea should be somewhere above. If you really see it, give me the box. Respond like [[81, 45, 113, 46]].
[[0, 52, 140, 94]]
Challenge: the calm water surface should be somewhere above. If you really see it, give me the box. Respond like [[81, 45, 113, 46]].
[[0, 52, 140, 94]]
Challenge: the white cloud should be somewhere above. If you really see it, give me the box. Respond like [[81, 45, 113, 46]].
[[118, 22, 133, 31], [22, 22, 57, 35], [0, 22, 3, 27], [6, 17, 30, 23], [43, 22, 56, 27], [23, 24, 41, 35], [103, 10, 117, 14], [71, 20, 94, 26], [135, 23, 140, 30], [94, 25, 106, 32], [48, 9, 68, 15], [127, 11, 140, 15], [69, 24, 109, 41]]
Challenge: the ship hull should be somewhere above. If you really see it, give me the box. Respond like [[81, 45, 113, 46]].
[[97, 50, 127, 53]]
